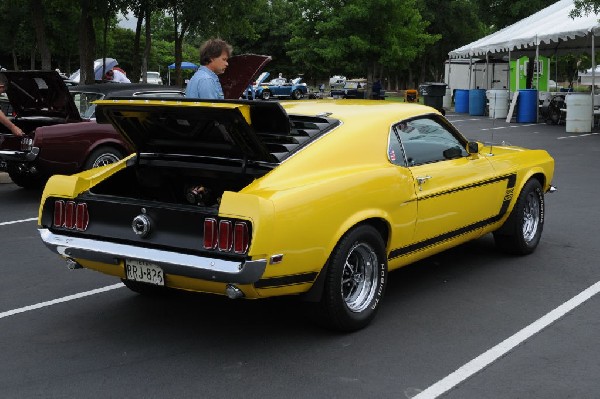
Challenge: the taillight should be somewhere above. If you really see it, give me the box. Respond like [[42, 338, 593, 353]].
[[203, 218, 218, 249], [218, 220, 232, 251], [233, 222, 249, 254], [21, 137, 33, 151], [64, 201, 76, 229], [203, 218, 250, 254], [54, 200, 64, 227], [75, 203, 89, 231], [53, 200, 89, 231]]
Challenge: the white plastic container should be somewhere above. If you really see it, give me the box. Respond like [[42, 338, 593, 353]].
[[443, 87, 452, 109], [566, 93, 593, 133], [486, 89, 509, 119]]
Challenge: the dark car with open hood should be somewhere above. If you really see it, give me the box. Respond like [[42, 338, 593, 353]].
[[0, 54, 270, 188]]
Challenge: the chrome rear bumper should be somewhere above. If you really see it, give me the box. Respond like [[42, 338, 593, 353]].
[[0, 147, 39, 162], [39, 228, 266, 284]]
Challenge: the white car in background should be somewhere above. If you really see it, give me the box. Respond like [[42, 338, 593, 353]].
[[140, 71, 163, 85]]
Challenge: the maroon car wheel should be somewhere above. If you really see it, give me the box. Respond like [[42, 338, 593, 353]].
[[84, 146, 125, 170]]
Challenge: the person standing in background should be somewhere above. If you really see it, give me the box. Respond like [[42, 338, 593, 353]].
[[185, 38, 232, 99], [0, 76, 24, 136]]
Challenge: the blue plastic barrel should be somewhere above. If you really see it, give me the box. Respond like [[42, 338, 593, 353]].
[[454, 89, 469, 113], [468, 89, 486, 116], [517, 89, 538, 123]]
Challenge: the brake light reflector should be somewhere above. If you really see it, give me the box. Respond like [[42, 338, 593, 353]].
[[53, 200, 89, 231], [218, 220, 232, 251], [64, 201, 76, 229], [203, 218, 218, 249], [54, 200, 65, 227], [203, 218, 250, 254], [233, 222, 249, 254], [75, 203, 89, 231]]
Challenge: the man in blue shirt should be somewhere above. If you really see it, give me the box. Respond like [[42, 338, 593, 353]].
[[186, 38, 233, 99]]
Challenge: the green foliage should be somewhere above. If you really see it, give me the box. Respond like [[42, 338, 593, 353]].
[[570, 0, 600, 18], [0, 0, 579, 89], [287, 0, 438, 81]]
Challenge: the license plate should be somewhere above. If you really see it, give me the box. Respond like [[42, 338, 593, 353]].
[[125, 259, 164, 286]]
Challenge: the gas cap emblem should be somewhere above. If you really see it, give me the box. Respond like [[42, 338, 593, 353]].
[[132, 212, 152, 238]]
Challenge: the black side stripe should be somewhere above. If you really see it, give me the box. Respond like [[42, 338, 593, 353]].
[[255, 272, 318, 289], [389, 173, 517, 260]]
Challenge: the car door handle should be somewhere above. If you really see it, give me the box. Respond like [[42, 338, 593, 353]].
[[416, 175, 432, 190]]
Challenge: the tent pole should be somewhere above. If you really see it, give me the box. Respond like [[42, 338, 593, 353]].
[[536, 38, 539, 123], [507, 50, 511, 93], [592, 30, 596, 130], [468, 57, 473, 90], [486, 53, 490, 89], [555, 51, 558, 91]]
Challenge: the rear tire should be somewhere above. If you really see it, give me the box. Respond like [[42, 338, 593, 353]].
[[7, 167, 45, 189], [316, 225, 387, 331], [292, 89, 303, 100], [261, 90, 271, 100], [493, 179, 544, 255], [84, 146, 124, 170]]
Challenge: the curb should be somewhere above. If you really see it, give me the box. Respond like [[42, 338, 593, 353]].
[[0, 172, 12, 184]]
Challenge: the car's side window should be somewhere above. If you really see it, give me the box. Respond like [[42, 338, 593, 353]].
[[387, 128, 407, 167], [393, 117, 467, 166]]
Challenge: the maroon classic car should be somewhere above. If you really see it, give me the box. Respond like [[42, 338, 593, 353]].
[[0, 55, 270, 188]]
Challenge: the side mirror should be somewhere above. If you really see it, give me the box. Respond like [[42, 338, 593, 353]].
[[467, 141, 480, 154]]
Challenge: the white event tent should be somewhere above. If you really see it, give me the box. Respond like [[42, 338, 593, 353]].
[[448, 0, 600, 127], [450, 0, 600, 59]]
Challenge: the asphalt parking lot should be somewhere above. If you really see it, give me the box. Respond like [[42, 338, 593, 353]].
[[1, 112, 599, 398]]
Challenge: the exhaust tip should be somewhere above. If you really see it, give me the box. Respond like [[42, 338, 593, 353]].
[[225, 284, 244, 299], [66, 258, 82, 270]]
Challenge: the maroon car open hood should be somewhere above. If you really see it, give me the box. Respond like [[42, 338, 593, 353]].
[[0, 70, 82, 121], [219, 54, 271, 99]]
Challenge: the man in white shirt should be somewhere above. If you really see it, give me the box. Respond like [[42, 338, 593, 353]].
[[104, 69, 131, 83]]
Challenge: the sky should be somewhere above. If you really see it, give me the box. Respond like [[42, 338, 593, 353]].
[[117, 11, 138, 31]]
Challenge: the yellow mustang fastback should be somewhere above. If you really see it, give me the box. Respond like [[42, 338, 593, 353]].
[[37, 98, 555, 331]]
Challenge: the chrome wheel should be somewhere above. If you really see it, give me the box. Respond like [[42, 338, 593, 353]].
[[522, 191, 541, 243], [342, 242, 379, 313], [493, 178, 544, 255], [316, 225, 387, 331], [85, 146, 125, 170], [92, 153, 121, 168]]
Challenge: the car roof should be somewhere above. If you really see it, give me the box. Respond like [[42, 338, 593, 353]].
[[68, 83, 174, 96], [280, 99, 439, 127]]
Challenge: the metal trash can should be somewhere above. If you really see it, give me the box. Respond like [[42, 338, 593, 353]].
[[419, 83, 447, 114]]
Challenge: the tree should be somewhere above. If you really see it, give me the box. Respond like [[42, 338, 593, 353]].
[[570, 0, 600, 17], [166, 0, 259, 86], [476, 0, 559, 29], [0, 0, 32, 69], [31, 0, 52, 69], [288, 0, 438, 90], [416, 0, 487, 84]]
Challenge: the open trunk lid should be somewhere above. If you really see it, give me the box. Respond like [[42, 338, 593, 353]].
[[0, 70, 82, 120], [94, 100, 291, 163]]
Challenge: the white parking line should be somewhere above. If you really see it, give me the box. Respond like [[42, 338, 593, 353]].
[[413, 280, 600, 399], [0, 217, 37, 226], [557, 132, 600, 140], [0, 283, 124, 320]]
